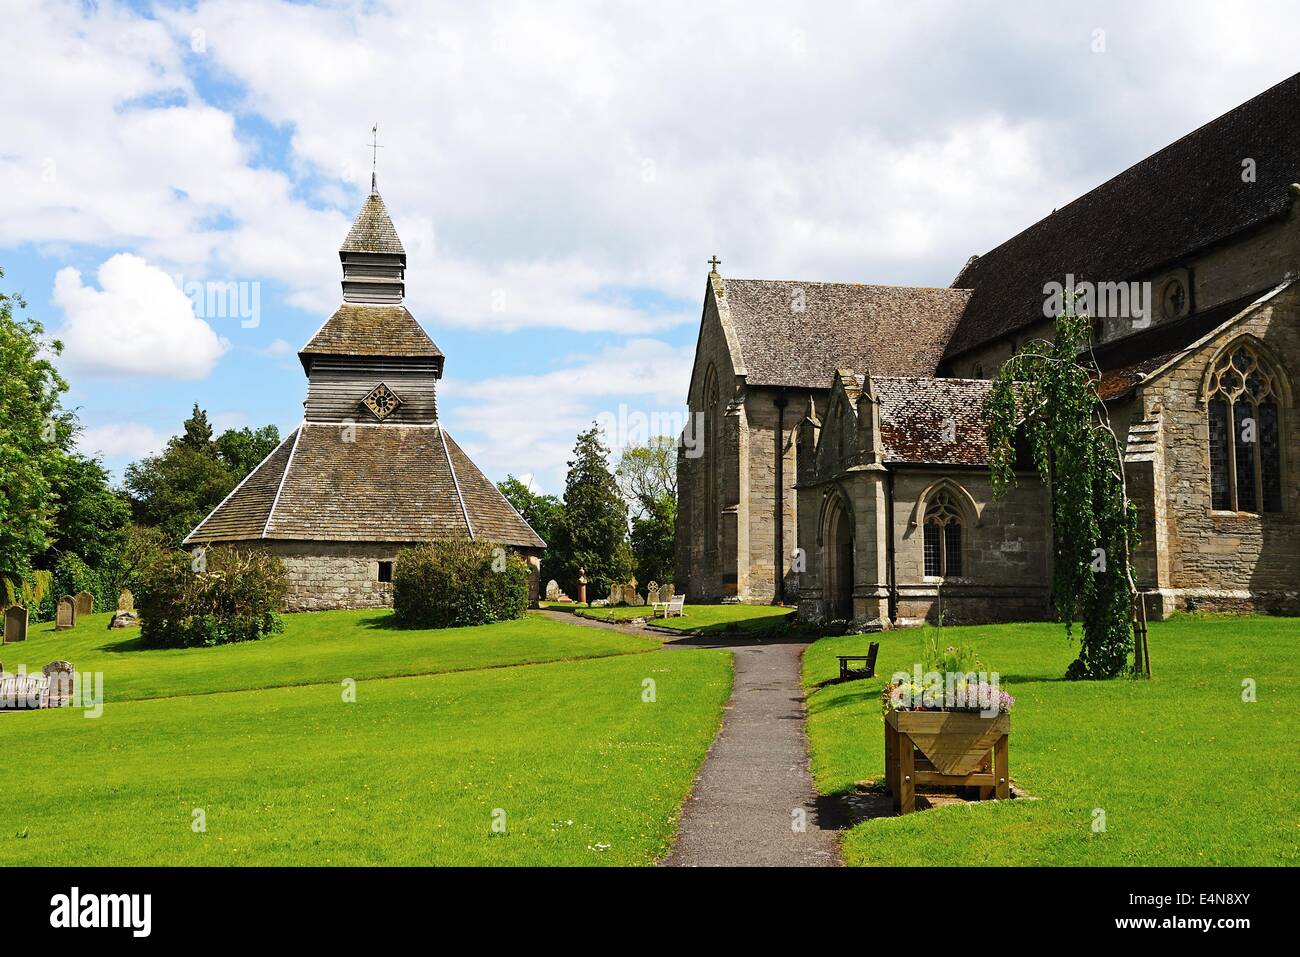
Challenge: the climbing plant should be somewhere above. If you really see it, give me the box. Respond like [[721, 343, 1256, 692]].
[[985, 299, 1139, 680]]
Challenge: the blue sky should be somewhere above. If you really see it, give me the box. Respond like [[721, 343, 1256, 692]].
[[2, 0, 1295, 491]]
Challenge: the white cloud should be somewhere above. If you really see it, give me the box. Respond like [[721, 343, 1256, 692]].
[[53, 253, 229, 378], [3, 0, 1300, 340], [441, 338, 693, 491], [76, 422, 168, 462]]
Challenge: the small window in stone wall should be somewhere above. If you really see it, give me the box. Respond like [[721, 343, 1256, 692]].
[[377, 560, 393, 583], [923, 491, 963, 577]]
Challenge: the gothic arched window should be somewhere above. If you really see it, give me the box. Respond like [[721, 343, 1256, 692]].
[[923, 491, 963, 577], [1206, 344, 1283, 513]]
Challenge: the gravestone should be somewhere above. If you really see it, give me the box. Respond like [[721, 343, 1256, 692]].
[[74, 591, 94, 617], [608, 583, 623, 605], [109, 610, 141, 629], [43, 660, 75, 708], [4, 605, 27, 644], [56, 596, 76, 631], [659, 583, 674, 603], [626, 582, 645, 607], [117, 589, 134, 613], [545, 580, 561, 601], [646, 581, 659, 602]]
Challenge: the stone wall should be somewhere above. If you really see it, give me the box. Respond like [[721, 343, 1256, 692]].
[[890, 469, 1052, 625], [677, 276, 815, 605], [1134, 282, 1300, 616], [236, 540, 542, 613], [258, 540, 404, 612]]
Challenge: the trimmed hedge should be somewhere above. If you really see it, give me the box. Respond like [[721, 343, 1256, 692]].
[[138, 546, 287, 648], [393, 540, 530, 629]]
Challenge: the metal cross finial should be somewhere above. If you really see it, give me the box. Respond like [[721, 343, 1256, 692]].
[[708, 255, 721, 274], [368, 123, 383, 193]]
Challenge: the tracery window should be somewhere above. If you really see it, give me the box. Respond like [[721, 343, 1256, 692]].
[[923, 491, 963, 577], [1206, 344, 1283, 513]]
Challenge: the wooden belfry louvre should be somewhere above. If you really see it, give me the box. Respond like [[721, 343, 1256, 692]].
[[185, 178, 545, 610]]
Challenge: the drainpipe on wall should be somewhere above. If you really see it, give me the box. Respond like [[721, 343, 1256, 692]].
[[885, 466, 897, 624], [774, 389, 789, 605]]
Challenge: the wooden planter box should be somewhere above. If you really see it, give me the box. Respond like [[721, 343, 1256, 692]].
[[884, 710, 1010, 814]]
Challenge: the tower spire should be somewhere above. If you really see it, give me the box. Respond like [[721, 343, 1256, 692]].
[[368, 123, 382, 194]]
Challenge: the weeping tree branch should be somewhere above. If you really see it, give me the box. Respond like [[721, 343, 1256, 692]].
[[985, 302, 1140, 680]]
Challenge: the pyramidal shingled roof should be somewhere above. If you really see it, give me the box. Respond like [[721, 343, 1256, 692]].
[[299, 304, 443, 367], [340, 190, 405, 256], [184, 424, 545, 548]]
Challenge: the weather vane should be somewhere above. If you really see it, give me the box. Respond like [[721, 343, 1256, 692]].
[[368, 123, 383, 193]]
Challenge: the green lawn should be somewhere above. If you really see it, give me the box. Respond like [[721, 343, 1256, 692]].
[[803, 615, 1300, 866], [571, 602, 796, 633], [2, 610, 657, 702], [0, 611, 732, 865]]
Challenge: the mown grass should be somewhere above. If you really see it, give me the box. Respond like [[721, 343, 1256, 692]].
[[3, 610, 657, 702], [802, 615, 1300, 866], [571, 602, 795, 633], [0, 650, 732, 865]]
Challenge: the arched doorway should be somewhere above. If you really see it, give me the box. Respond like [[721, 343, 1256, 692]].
[[826, 496, 854, 621]]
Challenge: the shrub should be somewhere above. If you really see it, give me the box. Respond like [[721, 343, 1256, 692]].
[[137, 546, 287, 648], [393, 540, 530, 628], [51, 553, 111, 612]]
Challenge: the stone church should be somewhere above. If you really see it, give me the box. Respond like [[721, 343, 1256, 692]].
[[677, 72, 1300, 625], [186, 183, 545, 610]]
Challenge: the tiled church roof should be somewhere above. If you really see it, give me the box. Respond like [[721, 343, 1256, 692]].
[[339, 191, 405, 255], [722, 280, 971, 387], [870, 376, 994, 466], [945, 71, 1300, 360], [185, 424, 545, 548], [1093, 291, 1264, 401], [300, 304, 443, 367]]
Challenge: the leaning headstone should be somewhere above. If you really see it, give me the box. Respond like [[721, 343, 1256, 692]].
[[43, 660, 75, 708], [4, 605, 27, 644], [56, 596, 76, 631], [117, 589, 135, 613], [74, 591, 94, 617], [659, 583, 674, 603]]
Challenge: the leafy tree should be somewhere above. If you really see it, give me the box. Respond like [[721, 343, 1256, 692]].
[[497, 474, 563, 563], [42, 451, 131, 570], [124, 408, 282, 546], [98, 524, 168, 599], [215, 424, 281, 475], [615, 436, 677, 517], [629, 502, 675, 586], [548, 424, 633, 600], [0, 267, 70, 591], [616, 438, 678, 585], [124, 443, 236, 546], [985, 297, 1138, 680]]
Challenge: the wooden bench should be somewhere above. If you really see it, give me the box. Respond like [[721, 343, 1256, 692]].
[[836, 641, 879, 681]]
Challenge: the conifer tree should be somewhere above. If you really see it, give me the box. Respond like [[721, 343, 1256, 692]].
[[549, 424, 633, 600]]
